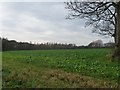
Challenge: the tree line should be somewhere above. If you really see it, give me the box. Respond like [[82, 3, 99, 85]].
[[1, 37, 114, 51], [1, 38, 81, 51]]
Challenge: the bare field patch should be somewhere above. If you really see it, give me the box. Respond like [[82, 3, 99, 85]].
[[45, 69, 118, 88]]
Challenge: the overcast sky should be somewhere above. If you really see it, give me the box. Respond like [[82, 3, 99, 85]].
[[0, 2, 114, 46]]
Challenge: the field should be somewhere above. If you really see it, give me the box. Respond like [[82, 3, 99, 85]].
[[2, 48, 119, 88]]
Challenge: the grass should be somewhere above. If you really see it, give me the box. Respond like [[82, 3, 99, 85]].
[[2, 48, 119, 88]]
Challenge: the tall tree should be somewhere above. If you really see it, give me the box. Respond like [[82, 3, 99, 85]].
[[65, 0, 120, 60]]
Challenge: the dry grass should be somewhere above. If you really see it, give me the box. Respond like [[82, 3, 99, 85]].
[[3, 66, 118, 88], [45, 69, 118, 88]]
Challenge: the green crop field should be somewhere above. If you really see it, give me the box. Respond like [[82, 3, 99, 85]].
[[2, 48, 119, 88]]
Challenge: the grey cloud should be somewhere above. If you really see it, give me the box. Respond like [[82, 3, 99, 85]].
[[1, 2, 113, 45]]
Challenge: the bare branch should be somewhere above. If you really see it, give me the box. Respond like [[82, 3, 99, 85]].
[[65, 1, 116, 37]]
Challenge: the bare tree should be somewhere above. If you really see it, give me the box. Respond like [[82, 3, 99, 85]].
[[65, 0, 120, 60]]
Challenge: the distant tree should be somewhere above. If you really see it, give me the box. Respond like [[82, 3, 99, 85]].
[[65, 0, 120, 60], [104, 42, 115, 48], [0, 38, 2, 51], [2, 38, 9, 51], [88, 40, 103, 48]]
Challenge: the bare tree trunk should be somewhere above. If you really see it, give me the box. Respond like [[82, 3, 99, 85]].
[[114, 16, 117, 44], [113, 2, 120, 61]]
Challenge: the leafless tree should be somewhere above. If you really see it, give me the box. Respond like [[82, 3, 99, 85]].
[[65, 0, 120, 60]]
